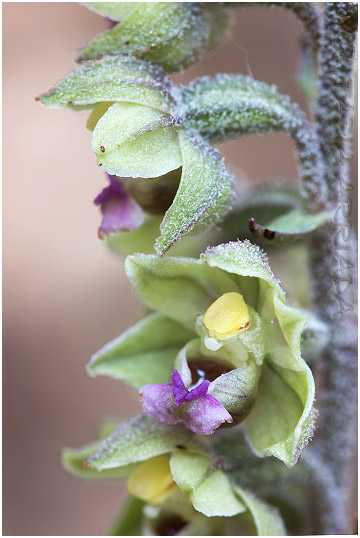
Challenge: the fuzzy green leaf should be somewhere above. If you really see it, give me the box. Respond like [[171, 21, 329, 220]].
[[249, 208, 332, 245], [61, 442, 137, 480], [155, 131, 233, 255], [125, 254, 237, 330], [87, 313, 195, 388], [233, 486, 286, 536], [86, 414, 206, 471], [77, 3, 229, 73], [37, 55, 172, 112], [170, 451, 246, 517], [92, 102, 181, 177]]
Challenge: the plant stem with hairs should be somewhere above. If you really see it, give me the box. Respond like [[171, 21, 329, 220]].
[[310, 2, 358, 533]]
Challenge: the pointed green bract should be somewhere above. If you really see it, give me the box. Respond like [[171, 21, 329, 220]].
[[87, 313, 195, 388], [155, 131, 233, 255], [86, 414, 206, 471], [61, 442, 137, 480], [91, 102, 181, 178], [37, 55, 172, 112], [170, 452, 246, 517], [125, 254, 237, 330]]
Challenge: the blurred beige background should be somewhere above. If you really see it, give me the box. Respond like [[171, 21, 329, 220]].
[[3, 3, 357, 536]]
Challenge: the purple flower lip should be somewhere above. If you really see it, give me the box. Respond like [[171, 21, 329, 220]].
[[171, 369, 210, 406], [94, 174, 144, 238], [140, 369, 233, 435]]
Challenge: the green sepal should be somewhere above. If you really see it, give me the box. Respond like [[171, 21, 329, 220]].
[[107, 495, 144, 536], [77, 3, 229, 73], [170, 451, 246, 517], [233, 486, 286, 536], [249, 208, 332, 245], [246, 360, 316, 468], [243, 289, 315, 467], [86, 414, 207, 471], [91, 102, 181, 178], [125, 253, 237, 330], [87, 312, 195, 388], [61, 442, 137, 480], [155, 131, 233, 255], [201, 240, 285, 303], [37, 55, 173, 112]]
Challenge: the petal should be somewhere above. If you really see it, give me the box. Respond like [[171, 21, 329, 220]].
[[93, 184, 113, 206], [182, 394, 232, 435], [140, 383, 181, 425], [92, 102, 182, 178], [98, 193, 145, 238], [171, 370, 188, 407], [246, 361, 315, 467], [184, 380, 210, 401]]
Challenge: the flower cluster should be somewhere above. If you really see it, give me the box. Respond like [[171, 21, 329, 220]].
[[90, 240, 316, 468], [36, 3, 336, 534]]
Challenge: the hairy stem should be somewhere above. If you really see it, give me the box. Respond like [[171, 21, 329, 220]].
[[269, 2, 321, 50], [310, 2, 358, 533]]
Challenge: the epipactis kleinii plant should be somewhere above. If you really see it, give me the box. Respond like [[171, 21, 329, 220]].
[[39, 2, 358, 536]]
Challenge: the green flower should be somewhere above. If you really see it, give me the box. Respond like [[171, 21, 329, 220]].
[[38, 55, 327, 254], [37, 55, 233, 255], [89, 241, 316, 468]]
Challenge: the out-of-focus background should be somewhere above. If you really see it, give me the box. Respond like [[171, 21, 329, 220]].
[[3, 3, 357, 535]]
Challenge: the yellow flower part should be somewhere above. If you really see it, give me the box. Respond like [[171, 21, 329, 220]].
[[127, 455, 176, 504], [204, 292, 250, 340]]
